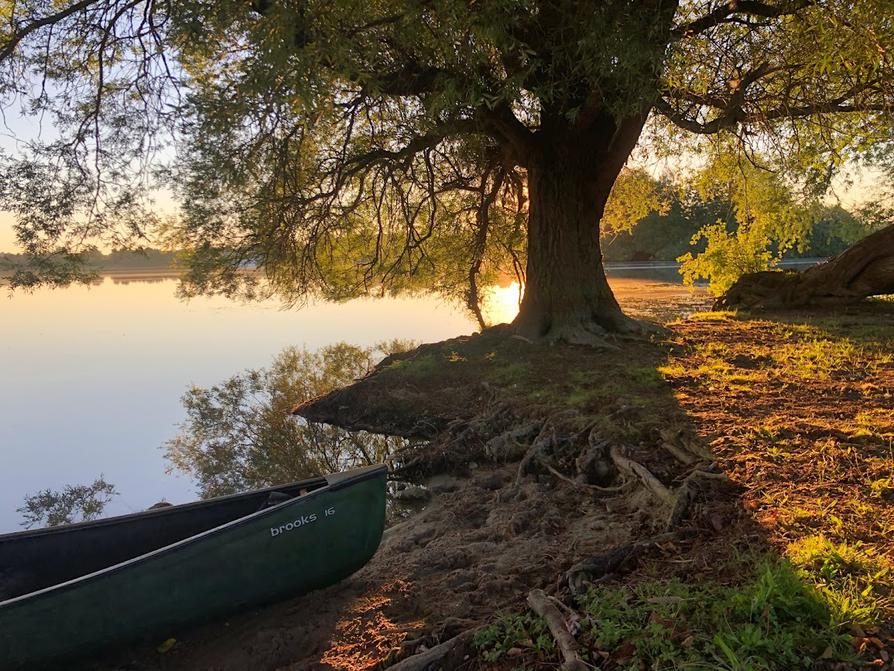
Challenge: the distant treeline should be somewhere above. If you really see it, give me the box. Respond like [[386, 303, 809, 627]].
[[1, 248, 177, 271], [603, 201, 876, 263]]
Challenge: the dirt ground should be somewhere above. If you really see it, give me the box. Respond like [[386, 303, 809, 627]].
[[90, 295, 894, 671]]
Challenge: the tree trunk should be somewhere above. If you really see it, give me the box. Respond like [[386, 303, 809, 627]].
[[512, 150, 636, 343], [717, 223, 894, 310]]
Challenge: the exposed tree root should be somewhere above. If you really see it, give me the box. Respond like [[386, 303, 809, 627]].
[[542, 459, 632, 495], [659, 426, 715, 462], [483, 420, 541, 462], [535, 320, 621, 350], [608, 446, 675, 506], [514, 411, 579, 486], [382, 414, 724, 670], [391, 397, 530, 479], [564, 530, 696, 597], [659, 440, 699, 465], [512, 311, 667, 348], [668, 469, 730, 528], [526, 590, 589, 671], [515, 426, 554, 486], [608, 446, 729, 530], [610, 313, 671, 338]]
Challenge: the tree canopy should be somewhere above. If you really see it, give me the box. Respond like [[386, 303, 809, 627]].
[[1, 0, 892, 337]]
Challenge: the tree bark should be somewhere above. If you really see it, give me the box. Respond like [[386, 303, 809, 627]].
[[717, 223, 894, 310], [511, 121, 647, 343]]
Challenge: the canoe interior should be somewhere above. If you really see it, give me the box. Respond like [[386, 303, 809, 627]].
[[0, 477, 328, 603]]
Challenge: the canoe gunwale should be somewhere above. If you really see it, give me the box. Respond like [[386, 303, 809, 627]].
[[0, 464, 387, 609], [0, 477, 330, 544]]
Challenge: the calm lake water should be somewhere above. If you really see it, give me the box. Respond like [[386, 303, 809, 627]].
[[0, 267, 706, 532]]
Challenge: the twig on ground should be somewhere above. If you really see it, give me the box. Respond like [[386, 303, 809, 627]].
[[526, 589, 589, 671]]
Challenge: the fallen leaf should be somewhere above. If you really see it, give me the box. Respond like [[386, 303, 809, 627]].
[[157, 638, 177, 654]]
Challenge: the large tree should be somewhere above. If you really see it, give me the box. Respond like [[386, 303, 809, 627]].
[[1, 0, 892, 342]]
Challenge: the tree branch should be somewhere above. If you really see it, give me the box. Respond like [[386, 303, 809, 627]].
[[657, 79, 891, 135], [672, 0, 813, 39], [480, 104, 534, 165], [0, 0, 99, 64]]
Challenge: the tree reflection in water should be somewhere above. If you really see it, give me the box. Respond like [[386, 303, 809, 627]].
[[164, 342, 413, 499]]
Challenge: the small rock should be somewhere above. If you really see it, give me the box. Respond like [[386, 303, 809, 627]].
[[427, 474, 460, 494], [474, 473, 505, 491], [729, 354, 761, 369], [409, 524, 437, 546], [393, 485, 431, 502]]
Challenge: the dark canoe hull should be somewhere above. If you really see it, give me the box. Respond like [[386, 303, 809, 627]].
[[0, 465, 387, 670]]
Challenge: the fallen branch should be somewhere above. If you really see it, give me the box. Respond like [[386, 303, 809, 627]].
[[526, 589, 589, 671], [385, 630, 474, 671], [717, 223, 894, 310]]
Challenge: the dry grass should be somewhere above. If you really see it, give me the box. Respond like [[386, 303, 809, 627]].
[[665, 307, 894, 630]]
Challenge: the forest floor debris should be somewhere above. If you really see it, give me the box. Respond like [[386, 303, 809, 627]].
[[93, 299, 894, 671]]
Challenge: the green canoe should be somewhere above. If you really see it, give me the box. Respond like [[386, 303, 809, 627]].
[[0, 464, 387, 670]]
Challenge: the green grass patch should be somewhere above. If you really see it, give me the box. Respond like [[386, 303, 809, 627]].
[[475, 558, 863, 670], [622, 364, 666, 388], [472, 612, 555, 663], [770, 338, 890, 381], [685, 311, 738, 322], [580, 560, 855, 671], [384, 353, 441, 377], [488, 361, 532, 386], [787, 535, 893, 626]]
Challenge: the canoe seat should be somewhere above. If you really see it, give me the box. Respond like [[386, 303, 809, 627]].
[[258, 491, 292, 510]]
